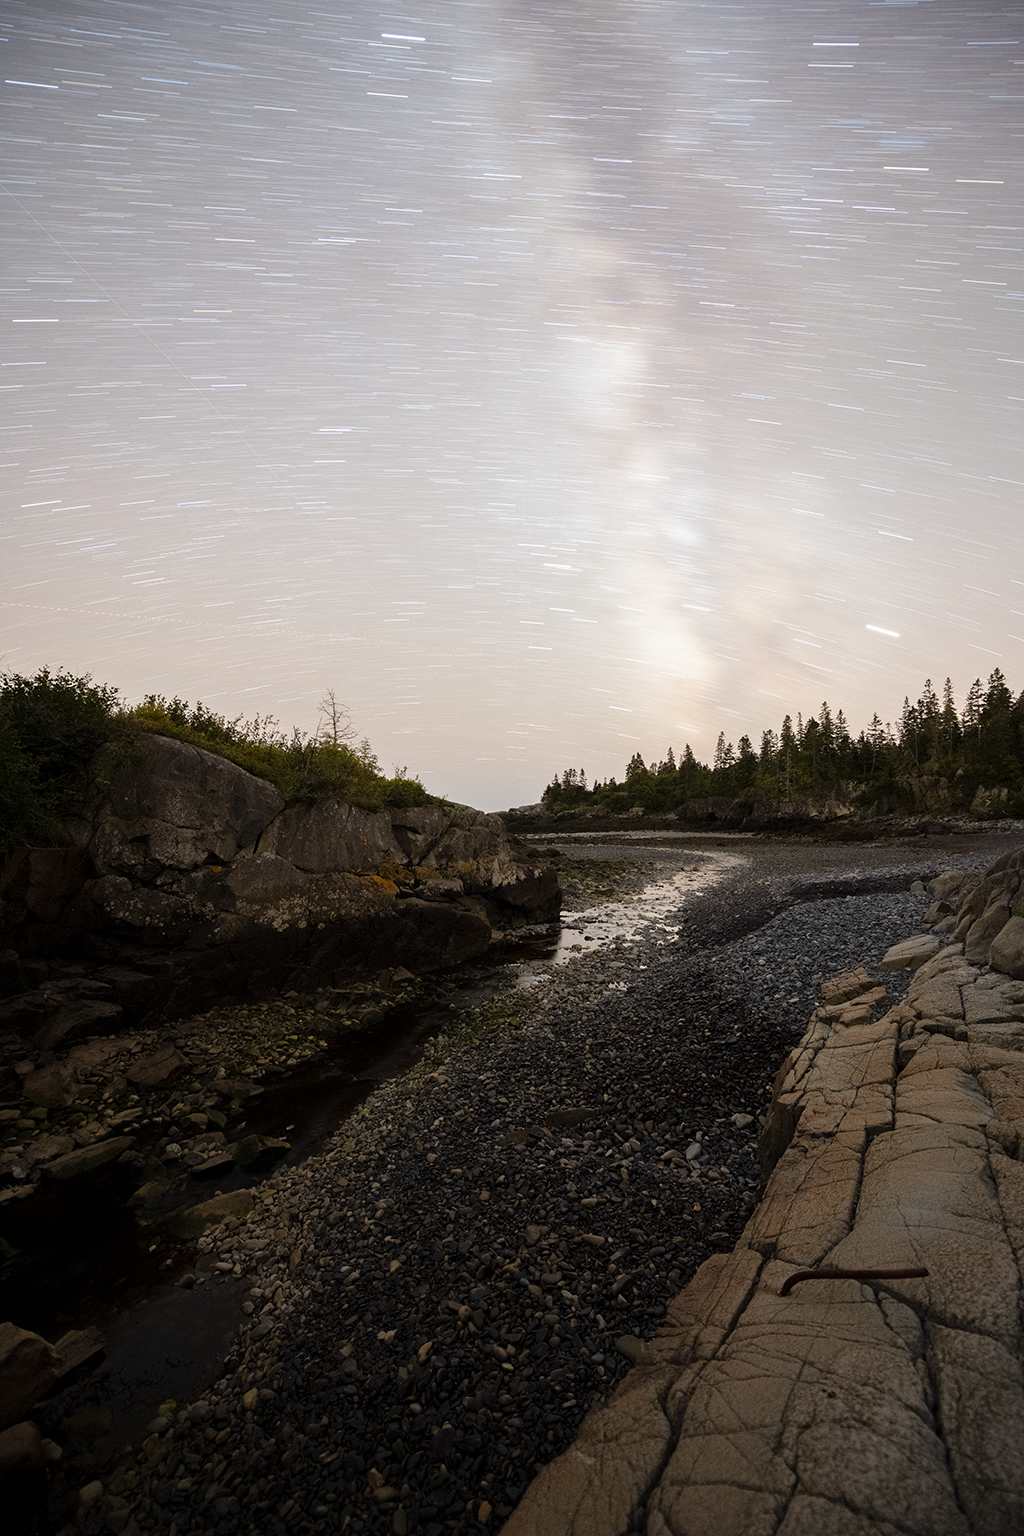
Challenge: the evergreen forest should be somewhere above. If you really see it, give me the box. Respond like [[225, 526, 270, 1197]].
[[541, 671, 1024, 820]]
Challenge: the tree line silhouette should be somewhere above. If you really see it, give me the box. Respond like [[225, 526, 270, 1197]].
[[541, 670, 1024, 818]]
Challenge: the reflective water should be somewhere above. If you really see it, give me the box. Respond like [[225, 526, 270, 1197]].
[[512, 845, 749, 985], [521, 828, 757, 841]]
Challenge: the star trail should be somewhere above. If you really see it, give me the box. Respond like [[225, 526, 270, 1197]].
[[2, 0, 1022, 808]]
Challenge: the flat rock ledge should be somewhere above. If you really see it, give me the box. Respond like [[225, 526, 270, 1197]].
[[503, 853, 1024, 1536]]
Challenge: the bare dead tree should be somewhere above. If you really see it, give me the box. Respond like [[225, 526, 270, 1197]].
[[316, 688, 356, 747]]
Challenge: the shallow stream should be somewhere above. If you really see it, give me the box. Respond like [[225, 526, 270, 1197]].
[[4, 826, 1003, 1480], [6, 837, 733, 1471]]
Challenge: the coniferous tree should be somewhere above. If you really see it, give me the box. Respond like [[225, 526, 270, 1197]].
[[714, 733, 735, 772], [963, 679, 984, 741], [915, 679, 940, 763], [735, 734, 758, 789], [940, 678, 961, 757], [835, 708, 851, 767], [779, 715, 797, 795], [979, 669, 1016, 776], [759, 728, 779, 769], [802, 716, 821, 779], [866, 714, 886, 770], [818, 701, 835, 762], [983, 668, 1013, 722]]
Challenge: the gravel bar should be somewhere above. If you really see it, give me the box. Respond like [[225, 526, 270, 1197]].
[[60, 830, 1024, 1536]]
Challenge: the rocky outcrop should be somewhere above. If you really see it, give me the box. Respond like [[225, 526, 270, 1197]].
[[0, 734, 559, 1032], [925, 849, 1024, 976], [509, 773, 1024, 831], [0, 1323, 104, 1430], [504, 846, 1024, 1536]]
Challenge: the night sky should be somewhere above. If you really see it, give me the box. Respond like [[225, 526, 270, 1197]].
[[3, 0, 1023, 810]]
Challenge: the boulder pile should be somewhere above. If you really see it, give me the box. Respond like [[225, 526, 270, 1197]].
[[503, 846, 1024, 1536]]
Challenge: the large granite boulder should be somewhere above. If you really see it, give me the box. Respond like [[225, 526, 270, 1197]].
[[0, 1325, 104, 1430], [258, 799, 401, 873], [82, 733, 284, 875], [991, 916, 1024, 981], [0, 1325, 64, 1431]]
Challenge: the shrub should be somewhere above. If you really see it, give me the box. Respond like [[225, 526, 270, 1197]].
[[126, 695, 430, 811], [0, 669, 431, 856], [0, 666, 124, 786], [0, 715, 48, 854], [0, 667, 134, 853]]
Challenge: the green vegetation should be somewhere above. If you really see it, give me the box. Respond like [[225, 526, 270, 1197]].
[[0, 665, 430, 855], [422, 978, 534, 1070], [542, 672, 1024, 819]]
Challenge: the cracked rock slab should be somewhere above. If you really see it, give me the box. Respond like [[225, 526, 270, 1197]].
[[502, 866, 1024, 1536]]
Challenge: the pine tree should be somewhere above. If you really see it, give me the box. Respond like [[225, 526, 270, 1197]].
[[918, 678, 939, 721], [714, 732, 735, 770], [818, 701, 835, 756], [536, 669, 1023, 820], [962, 679, 984, 740], [866, 713, 886, 770], [542, 775, 563, 805], [835, 708, 851, 764], [735, 734, 757, 787], [983, 668, 1013, 721], [802, 716, 821, 778], [979, 669, 1016, 771], [940, 678, 960, 756], [916, 679, 940, 763], [899, 695, 921, 766]]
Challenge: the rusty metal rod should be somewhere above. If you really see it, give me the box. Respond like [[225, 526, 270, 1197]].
[[780, 1267, 929, 1297]]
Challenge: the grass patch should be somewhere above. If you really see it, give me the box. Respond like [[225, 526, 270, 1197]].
[[423, 979, 535, 1069]]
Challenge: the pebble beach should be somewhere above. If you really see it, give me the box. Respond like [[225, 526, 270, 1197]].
[[49, 828, 1024, 1536]]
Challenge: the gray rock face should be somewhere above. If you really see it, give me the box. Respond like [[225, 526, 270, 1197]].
[[0, 733, 560, 1030], [0, 1324, 104, 1431], [125, 1043, 187, 1088], [919, 850, 1024, 983], [93, 732, 285, 872], [21, 1062, 74, 1109], [33, 999, 123, 1052], [258, 798, 399, 873]]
